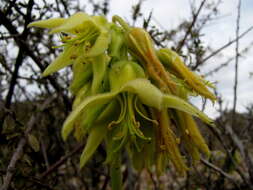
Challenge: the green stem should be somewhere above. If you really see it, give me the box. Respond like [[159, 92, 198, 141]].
[[110, 153, 123, 190], [112, 15, 130, 31]]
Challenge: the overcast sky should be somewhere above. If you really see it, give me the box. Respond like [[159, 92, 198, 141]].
[[88, 0, 253, 118]]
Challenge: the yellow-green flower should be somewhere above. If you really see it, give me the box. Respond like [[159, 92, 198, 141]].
[[28, 12, 111, 76], [157, 48, 216, 101], [30, 12, 216, 189]]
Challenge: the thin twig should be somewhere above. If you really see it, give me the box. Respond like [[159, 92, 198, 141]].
[[203, 55, 234, 77], [39, 143, 84, 178], [223, 1, 253, 186], [21, 175, 54, 190], [202, 26, 253, 63], [176, 0, 207, 52], [41, 139, 50, 169], [147, 169, 159, 190], [200, 158, 240, 188], [0, 9, 71, 111], [101, 174, 109, 190], [232, 0, 241, 125], [206, 123, 249, 185], [1, 115, 37, 190], [59, 0, 70, 16], [0, 98, 54, 190], [203, 43, 252, 77]]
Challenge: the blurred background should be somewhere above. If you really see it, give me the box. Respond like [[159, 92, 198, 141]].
[[1, 0, 253, 189]]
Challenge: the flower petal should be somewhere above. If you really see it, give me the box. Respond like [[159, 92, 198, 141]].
[[28, 18, 65, 29], [162, 95, 213, 125], [70, 62, 92, 94], [49, 12, 91, 34], [61, 91, 118, 140], [80, 123, 107, 168], [42, 45, 81, 76], [122, 79, 164, 110], [85, 32, 110, 57], [62, 79, 213, 140]]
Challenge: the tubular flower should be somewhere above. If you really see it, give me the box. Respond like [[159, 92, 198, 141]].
[[157, 48, 216, 101], [29, 13, 216, 189], [112, 16, 177, 94]]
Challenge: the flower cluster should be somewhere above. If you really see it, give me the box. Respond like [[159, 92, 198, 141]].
[[29, 12, 216, 187]]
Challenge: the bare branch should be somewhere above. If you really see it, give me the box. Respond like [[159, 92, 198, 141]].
[[202, 26, 253, 63], [0, 9, 71, 110], [200, 158, 240, 188], [5, 0, 34, 108], [206, 123, 250, 185], [5, 49, 24, 108], [232, 0, 241, 124], [176, 0, 207, 52], [0, 98, 54, 190], [39, 143, 84, 179], [1, 115, 36, 190]]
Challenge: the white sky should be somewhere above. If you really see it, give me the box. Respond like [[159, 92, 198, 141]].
[[94, 0, 253, 118]]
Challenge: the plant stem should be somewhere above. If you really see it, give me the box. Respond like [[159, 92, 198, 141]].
[[110, 153, 123, 190]]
